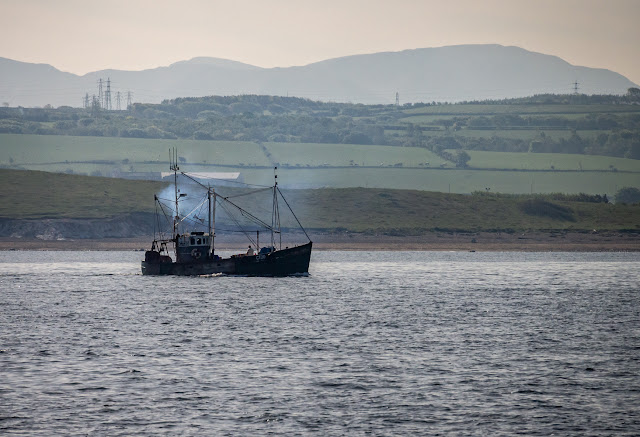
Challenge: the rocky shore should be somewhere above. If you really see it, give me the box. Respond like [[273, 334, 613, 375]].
[[0, 214, 154, 240], [1, 230, 638, 252]]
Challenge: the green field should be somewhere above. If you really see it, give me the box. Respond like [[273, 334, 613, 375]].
[[2, 169, 638, 233], [0, 169, 163, 218], [286, 188, 640, 233], [0, 134, 270, 167], [455, 129, 587, 140], [158, 166, 637, 195], [459, 151, 640, 172], [1, 134, 639, 195], [402, 104, 640, 116], [397, 103, 640, 150], [391, 125, 600, 142], [264, 142, 447, 167], [0, 134, 448, 171], [27, 164, 628, 196], [262, 167, 639, 195]]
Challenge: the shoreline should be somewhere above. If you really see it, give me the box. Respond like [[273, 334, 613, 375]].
[[1, 231, 638, 252]]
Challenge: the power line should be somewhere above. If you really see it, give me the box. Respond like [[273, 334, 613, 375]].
[[105, 77, 112, 110], [91, 94, 100, 116], [82, 78, 130, 111], [97, 78, 103, 109]]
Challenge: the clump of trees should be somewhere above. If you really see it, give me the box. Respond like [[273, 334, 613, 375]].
[[1, 92, 640, 160], [436, 149, 470, 167], [615, 187, 640, 204]]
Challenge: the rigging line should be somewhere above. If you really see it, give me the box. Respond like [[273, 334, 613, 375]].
[[156, 200, 178, 221], [155, 197, 174, 232], [217, 199, 257, 248], [209, 178, 272, 189], [277, 187, 311, 241], [180, 172, 211, 191], [159, 194, 209, 230], [177, 195, 209, 226], [176, 205, 211, 229], [222, 187, 273, 199], [193, 198, 208, 224], [153, 201, 157, 241], [154, 200, 170, 241], [179, 171, 275, 233], [156, 199, 173, 212], [220, 196, 276, 231], [180, 215, 209, 229], [156, 196, 178, 204], [182, 172, 271, 189], [215, 227, 265, 233]]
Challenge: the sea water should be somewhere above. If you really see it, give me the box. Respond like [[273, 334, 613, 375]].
[[0, 250, 639, 435]]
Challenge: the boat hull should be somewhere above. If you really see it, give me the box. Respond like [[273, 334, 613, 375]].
[[141, 242, 312, 276]]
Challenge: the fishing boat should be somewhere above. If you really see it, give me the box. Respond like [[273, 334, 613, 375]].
[[141, 150, 312, 276]]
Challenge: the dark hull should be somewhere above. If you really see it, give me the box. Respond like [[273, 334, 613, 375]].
[[141, 242, 312, 276]]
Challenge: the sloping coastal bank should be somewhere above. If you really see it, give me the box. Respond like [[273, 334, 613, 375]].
[[1, 231, 638, 252], [1, 169, 638, 252]]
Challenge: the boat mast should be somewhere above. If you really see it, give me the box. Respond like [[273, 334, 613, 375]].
[[272, 166, 281, 249], [170, 148, 180, 237], [208, 187, 216, 257]]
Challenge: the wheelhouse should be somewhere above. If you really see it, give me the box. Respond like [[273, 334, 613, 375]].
[[177, 231, 213, 262]]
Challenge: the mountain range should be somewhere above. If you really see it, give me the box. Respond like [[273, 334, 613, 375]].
[[0, 44, 636, 108]]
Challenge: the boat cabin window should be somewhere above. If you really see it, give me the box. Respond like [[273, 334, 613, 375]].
[[186, 236, 209, 246], [179, 234, 210, 246]]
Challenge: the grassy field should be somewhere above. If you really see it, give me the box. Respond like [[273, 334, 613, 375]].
[[397, 103, 640, 152], [0, 169, 164, 219], [460, 151, 640, 172], [390, 126, 599, 141], [264, 142, 447, 167], [384, 126, 587, 142], [1, 134, 638, 195], [1, 169, 638, 233], [92, 165, 636, 195], [285, 188, 640, 233], [0, 134, 448, 171], [0, 134, 270, 167], [264, 167, 638, 195], [402, 104, 640, 116]]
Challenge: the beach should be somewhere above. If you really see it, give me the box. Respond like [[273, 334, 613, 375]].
[[1, 231, 638, 252]]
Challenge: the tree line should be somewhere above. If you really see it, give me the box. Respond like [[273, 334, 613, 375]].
[[0, 92, 639, 160]]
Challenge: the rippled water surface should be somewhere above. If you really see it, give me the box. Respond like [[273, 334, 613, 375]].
[[1, 250, 639, 435]]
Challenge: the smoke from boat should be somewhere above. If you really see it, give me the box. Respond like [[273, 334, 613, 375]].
[[154, 173, 311, 248]]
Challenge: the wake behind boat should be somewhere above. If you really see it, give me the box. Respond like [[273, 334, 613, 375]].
[[141, 149, 312, 276]]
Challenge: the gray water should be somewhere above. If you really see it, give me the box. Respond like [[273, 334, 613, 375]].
[[1, 250, 639, 435]]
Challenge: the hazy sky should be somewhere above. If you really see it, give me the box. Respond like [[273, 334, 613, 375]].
[[1, 0, 639, 84]]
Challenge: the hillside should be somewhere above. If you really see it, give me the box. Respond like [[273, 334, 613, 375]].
[[0, 169, 162, 218], [1, 45, 637, 107], [1, 170, 638, 241], [2, 92, 640, 199], [1, 129, 639, 195]]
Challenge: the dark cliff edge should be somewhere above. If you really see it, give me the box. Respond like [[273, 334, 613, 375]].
[[0, 213, 155, 240]]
